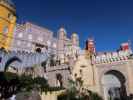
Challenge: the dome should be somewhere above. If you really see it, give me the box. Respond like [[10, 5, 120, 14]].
[[72, 33, 79, 40], [72, 33, 78, 37], [58, 27, 67, 34]]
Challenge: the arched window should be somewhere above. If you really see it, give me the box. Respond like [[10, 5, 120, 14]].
[[18, 33, 23, 38], [56, 73, 63, 87], [8, 13, 13, 21], [28, 34, 32, 40], [3, 26, 8, 34], [37, 37, 43, 42]]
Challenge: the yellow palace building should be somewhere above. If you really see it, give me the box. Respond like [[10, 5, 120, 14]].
[[0, 0, 16, 50]]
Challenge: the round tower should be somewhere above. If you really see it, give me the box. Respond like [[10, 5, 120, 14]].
[[58, 27, 67, 40], [57, 27, 67, 64], [0, 0, 17, 50], [71, 32, 79, 47]]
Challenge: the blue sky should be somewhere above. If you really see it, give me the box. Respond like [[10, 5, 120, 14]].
[[13, 0, 133, 51]]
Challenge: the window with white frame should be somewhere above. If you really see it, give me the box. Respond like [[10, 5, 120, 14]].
[[47, 40, 51, 46], [53, 43, 57, 48], [17, 41, 21, 46], [27, 43, 31, 47], [28, 34, 32, 40], [8, 13, 13, 21], [37, 37, 43, 42], [18, 33, 23, 38]]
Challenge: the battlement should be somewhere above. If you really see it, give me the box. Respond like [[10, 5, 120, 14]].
[[94, 49, 133, 64], [0, 49, 48, 71]]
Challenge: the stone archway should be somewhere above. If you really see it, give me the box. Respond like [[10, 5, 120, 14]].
[[101, 70, 127, 100]]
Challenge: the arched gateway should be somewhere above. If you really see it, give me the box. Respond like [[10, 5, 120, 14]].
[[72, 38, 133, 100], [95, 60, 133, 100], [101, 70, 127, 100], [73, 55, 133, 100]]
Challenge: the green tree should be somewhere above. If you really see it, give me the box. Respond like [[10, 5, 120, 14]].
[[0, 72, 19, 99], [18, 74, 34, 92], [33, 76, 49, 93], [58, 79, 103, 100], [0, 56, 22, 99]]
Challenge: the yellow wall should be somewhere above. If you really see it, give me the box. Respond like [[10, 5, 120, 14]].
[[0, 3, 16, 50], [41, 90, 65, 100], [72, 54, 95, 87]]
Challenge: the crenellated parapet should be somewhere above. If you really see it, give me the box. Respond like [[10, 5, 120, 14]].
[[94, 49, 132, 64], [0, 49, 49, 71]]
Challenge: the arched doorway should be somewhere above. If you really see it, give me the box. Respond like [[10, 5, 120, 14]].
[[101, 70, 127, 100], [56, 73, 63, 88]]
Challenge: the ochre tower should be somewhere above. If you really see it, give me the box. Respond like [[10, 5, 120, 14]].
[[0, 0, 16, 50]]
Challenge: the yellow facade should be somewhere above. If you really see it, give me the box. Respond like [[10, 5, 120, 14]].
[[0, 0, 16, 50]]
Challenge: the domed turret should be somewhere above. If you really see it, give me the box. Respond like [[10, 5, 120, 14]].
[[71, 32, 79, 46], [58, 27, 66, 33], [58, 27, 67, 40], [72, 32, 78, 37]]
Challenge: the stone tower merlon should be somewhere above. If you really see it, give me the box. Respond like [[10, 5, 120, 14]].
[[85, 37, 96, 54], [71, 33, 79, 47]]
